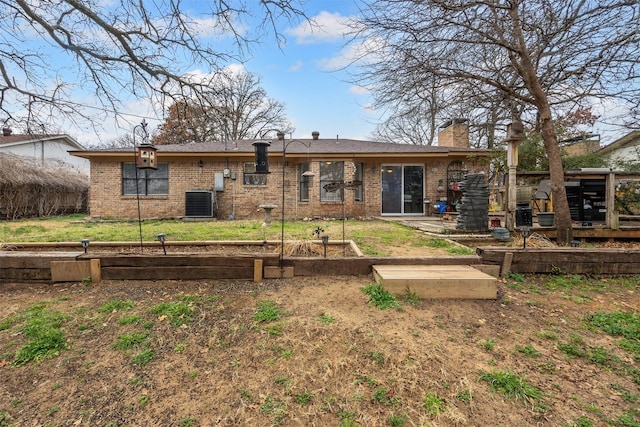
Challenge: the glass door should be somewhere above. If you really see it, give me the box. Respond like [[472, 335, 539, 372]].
[[381, 165, 424, 215], [404, 165, 424, 214], [382, 165, 402, 214]]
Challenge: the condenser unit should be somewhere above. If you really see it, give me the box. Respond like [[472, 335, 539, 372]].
[[185, 190, 214, 217]]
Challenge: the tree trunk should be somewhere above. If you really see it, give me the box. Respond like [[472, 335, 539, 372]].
[[509, 5, 573, 245], [539, 107, 573, 244]]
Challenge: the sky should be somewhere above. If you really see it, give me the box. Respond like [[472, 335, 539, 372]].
[[249, 1, 376, 142], [4, 0, 633, 147], [104, 0, 378, 145]]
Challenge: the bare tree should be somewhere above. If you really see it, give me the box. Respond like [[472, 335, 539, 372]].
[[0, 0, 305, 133], [351, 0, 639, 243], [153, 70, 291, 145]]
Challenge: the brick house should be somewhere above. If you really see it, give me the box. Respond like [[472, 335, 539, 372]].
[[70, 123, 490, 220]]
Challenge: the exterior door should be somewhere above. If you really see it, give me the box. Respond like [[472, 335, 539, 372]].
[[381, 165, 424, 215]]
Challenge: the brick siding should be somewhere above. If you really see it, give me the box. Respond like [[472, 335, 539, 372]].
[[88, 157, 487, 220]]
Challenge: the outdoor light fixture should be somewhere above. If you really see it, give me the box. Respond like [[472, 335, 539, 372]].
[[321, 234, 329, 258], [520, 226, 531, 249], [81, 239, 90, 254], [156, 233, 167, 255]]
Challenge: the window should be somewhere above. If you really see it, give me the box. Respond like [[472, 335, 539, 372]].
[[243, 162, 268, 185], [354, 162, 363, 201], [320, 161, 343, 201], [122, 162, 168, 195], [299, 162, 310, 202]]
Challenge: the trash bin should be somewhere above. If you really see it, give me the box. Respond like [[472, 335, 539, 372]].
[[516, 207, 533, 227]]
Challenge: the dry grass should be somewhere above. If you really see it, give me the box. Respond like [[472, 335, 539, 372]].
[[511, 232, 557, 248]]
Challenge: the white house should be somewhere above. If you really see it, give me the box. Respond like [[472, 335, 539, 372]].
[[0, 129, 89, 173], [599, 131, 640, 167]]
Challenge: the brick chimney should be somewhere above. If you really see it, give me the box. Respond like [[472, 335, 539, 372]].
[[437, 119, 469, 148]]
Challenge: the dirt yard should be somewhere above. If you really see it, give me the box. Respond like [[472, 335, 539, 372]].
[[1, 242, 639, 426]]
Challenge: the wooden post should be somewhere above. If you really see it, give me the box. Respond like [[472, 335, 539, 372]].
[[607, 171, 617, 229], [90, 259, 101, 284], [501, 252, 514, 277], [254, 259, 263, 282]]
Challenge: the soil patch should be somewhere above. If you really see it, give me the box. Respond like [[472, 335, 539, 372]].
[[1, 273, 638, 426]]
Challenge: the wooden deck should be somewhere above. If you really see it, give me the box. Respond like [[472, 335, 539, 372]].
[[372, 265, 498, 300]]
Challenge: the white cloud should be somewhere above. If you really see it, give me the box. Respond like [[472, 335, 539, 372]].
[[288, 60, 304, 72], [316, 37, 386, 72], [349, 85, 370, 96], [286, 11, 351, 45]]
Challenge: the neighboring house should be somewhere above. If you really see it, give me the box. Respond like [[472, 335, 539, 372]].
[[598, 130, 640, 166], [0, 128, 89, 173], [70, 122, 491, 220], [560, 134, 601, 157]]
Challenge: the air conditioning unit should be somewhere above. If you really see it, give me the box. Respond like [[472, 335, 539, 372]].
[[185, 191, 214, 217]]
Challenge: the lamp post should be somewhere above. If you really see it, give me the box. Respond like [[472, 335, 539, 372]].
[[253, 131, 314, 271], [520, 226, 530, 249], [132, 119, 157, 251]]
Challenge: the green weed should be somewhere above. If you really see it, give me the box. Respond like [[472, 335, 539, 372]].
[[482, 339, 495, 351], [118, 314, 142, 325], [478, 370, 543, 405], [316, 313, 335, 324], [13, 304, 69, 366], [425, 238, 450, 248], [514, 343, 541, 358], [387, 412, 407, 426], [447, 246, 476, 255], [113, 332, 149, 351], [361, 283, 400, 310], [149, 299, 194, 326], [568, 415, 593, 427], [294, 391, 313, 405], [131, 348, 154, 366], [265, 322, 285, 336], [178, 418, 197, 427], [0, 316, 17, 331], [402, 287, 421, 305], [423, 392, 446, 416], [506, 272, 526, 282], [254, 300, 284, 322], [0, 410, 12, 425], [354, 373, 377, 387], [372, 387, 401, 406], [367, 351, 385, 366], [587, 311, 640, 343], [338, 411, 358, 427], [456, 389, 472, 403], [260, 396, 286, 421], [99, 300, 134, 313], [587, 346, 620, 368]]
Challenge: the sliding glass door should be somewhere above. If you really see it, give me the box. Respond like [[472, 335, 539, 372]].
[[381, 165, 424, 215]]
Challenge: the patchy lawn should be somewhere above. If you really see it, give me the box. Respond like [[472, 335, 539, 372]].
[[1, 273, 639, 426]]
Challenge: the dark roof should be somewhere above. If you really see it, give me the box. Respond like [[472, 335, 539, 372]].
[[85, 138, 487, 155]]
